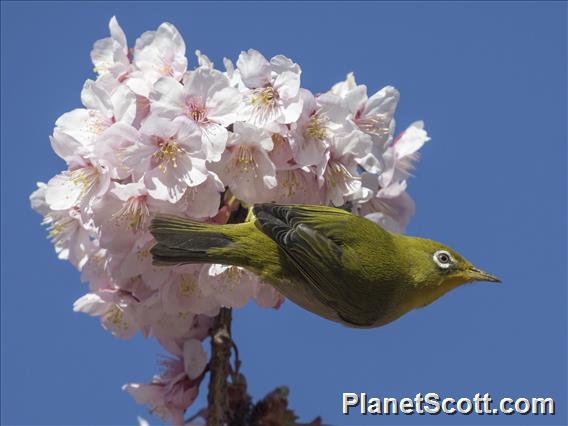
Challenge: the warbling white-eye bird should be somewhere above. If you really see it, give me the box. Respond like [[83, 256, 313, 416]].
[[150, 203, 500, 328]]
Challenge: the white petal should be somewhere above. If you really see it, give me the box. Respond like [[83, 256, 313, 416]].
[[183, 339, 208, 379], [30, 182, 50, 215], [81, 80, 113, 115], [173, 116, 202, 153], [273, 71, 300, 100], [279, 95, 303, 124], [330, 72, 357, 97], [356, 152, 383, 174], [343, 85, 367, 114], [50, 129, 89, 163], [145, 168, 187, 203], [184, 68, 228, 100], [45, 172, 83, 210], [109, 16, 127, 48], [270, 54, 300, 75], [154, 22, 186, 55], [140, 115, 176, 139], [111, 85, 137, 124], [363, 85, 400, 117], [292, 133, 327, 167], [333, 129, 372, 159], [149, 77, 186, 118], [200, 123, 228, 162], [110, 181, 147, 201], [255, 282, 283, 309], [73, 293, 107, 315], [317, 92, 350, 123], [207, 86, 241, 126], [177, 173, 224, 219], [195, 49, 214, 69], [236, 49, 270, 88], [395, 121, 430, 159]]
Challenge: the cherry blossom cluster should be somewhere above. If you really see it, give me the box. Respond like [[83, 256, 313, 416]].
[[30, 17, 429, 424]]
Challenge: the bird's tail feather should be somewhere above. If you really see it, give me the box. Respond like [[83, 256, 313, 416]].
[[150, 215, 234, 266]]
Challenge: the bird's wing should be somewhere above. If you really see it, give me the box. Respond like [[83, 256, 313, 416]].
[[252, 204, 380, 326]]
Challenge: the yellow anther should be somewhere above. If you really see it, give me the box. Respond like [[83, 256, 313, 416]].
[[112, 196, 149, 232], [304, 115, 326, 141], [234, 145, 258, 174], [153, 138, 183, 173], [179, 275, 196, 297], [251, 86, 277, 106]]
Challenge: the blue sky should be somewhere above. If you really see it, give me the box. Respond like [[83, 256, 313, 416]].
[[1, 2, 566, 425]]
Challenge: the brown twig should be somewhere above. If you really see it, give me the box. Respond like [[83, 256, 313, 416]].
[[207, 307, 232, 426], [231, 341, 241, 381]]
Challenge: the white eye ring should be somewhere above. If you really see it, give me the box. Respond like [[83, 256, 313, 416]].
[[433, 250, 454, 269]]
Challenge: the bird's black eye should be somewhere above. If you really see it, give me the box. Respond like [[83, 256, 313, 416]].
[[433, 250, 453, 269]]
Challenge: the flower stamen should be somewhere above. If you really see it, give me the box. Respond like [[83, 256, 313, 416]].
[[355, 113, 391, 136], [43, 213, 76, 244], [281, 170, 299, 197], [112, 196, 150, 232], [179, 275, 197, 297], [153, 138, 183, 173], [161, 63, 174, 76], [105, 305, 129, 331], [87, 110, 111, 135], [304, 114, 326, 141], [186, 99, 208, 123], [325, 160, 360, 190], [234, 145, 258, 175], [251, 86, 277, 107], [70, 166, 100, 200]]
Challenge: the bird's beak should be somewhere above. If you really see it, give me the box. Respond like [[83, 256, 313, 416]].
[[467, 266, 501, 283]]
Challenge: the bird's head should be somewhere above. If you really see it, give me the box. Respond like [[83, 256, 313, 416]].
[[399, 236, 501, 291]]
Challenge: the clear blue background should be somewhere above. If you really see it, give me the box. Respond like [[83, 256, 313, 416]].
[[1, 2, 566, 425]]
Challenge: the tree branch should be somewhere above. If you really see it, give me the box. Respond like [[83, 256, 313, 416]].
[[207, 307, 232, 426]]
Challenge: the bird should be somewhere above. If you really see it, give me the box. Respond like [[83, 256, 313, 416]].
[[149, 203, 500, 328]]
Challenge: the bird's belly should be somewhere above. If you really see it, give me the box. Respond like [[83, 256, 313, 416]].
[[251, 262, 457, 328], [266, 276, 346, 324], [264, 275, 407, 328]]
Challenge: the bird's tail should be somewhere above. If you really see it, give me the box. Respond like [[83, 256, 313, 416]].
[[150, 215, 241, 266]]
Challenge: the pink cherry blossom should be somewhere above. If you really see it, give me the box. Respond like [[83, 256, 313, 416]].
[[123, 116, 209, 203], [237, 49, 303, 130], [73, 290, 139, 339], [31, 16, 430, 423], [199, 264, 258, 309], [150, 68, 241, 162], [31, 183, 97, 269], [91, 16, 130, 79], [124, 348, 203, 426], [133, 22, 188, 84], [211, 122, 277, 204]]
